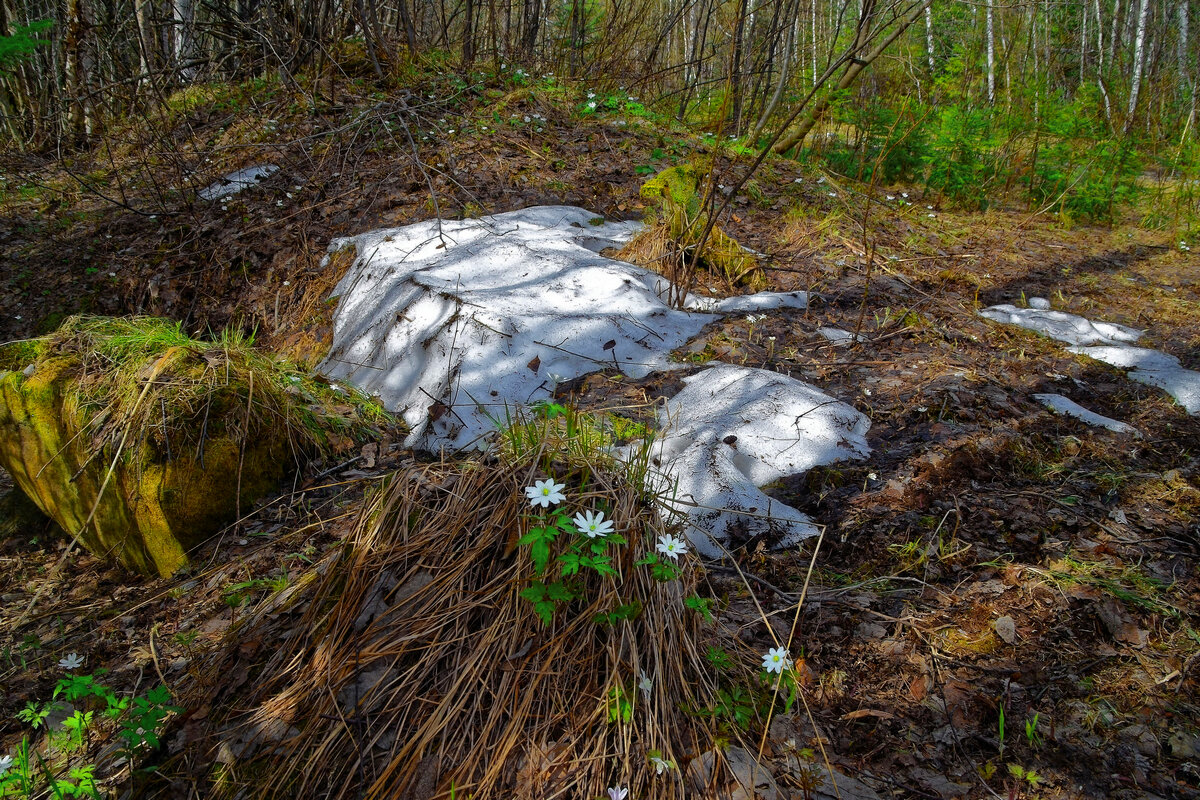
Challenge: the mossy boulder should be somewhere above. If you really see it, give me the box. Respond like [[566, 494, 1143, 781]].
[[631, 163, 764, 288], [0, 317, 387, 577]]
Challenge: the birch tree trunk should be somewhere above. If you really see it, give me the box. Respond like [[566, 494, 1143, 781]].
[[810, 0, 817, 87], [1110, 0, 1122, 66], [986, 0, 995, 103], [925, 2, 934, 72], [173, 0, 197, 81], [64, 0, 87, 139], [749, 0, 796, 141], [1125, 0, 1150, 131], [1095, 0, 1113, 123], [1081, 0, 1088, 79]]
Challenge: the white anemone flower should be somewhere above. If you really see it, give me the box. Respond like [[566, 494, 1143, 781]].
[[650, 755, 674, 775], [0, 754, 13, 775], [608, 788, 629, 800], [573, 510, 614, 538], [525, 479, 567, 508], [762, 646, 792, 673], [656, 535, 688, 560], [58, 653, 84, 670]]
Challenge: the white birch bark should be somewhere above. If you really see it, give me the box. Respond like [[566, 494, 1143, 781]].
[[174, 0, 198, 82], [1081, 0, 1088, 77], [1178, 0, 1189, 75], [1110, 0, 1122, 65], [925, 2, 935, 71], [1125, 0, 1151, 130], [811, 0, 818, 87], [986, 0, 995, 103]]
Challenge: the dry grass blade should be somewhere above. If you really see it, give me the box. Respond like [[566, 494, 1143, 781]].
[[180, 456, 723, 799]]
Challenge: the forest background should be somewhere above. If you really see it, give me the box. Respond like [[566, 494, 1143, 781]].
[[0, 0, 1197, 226]]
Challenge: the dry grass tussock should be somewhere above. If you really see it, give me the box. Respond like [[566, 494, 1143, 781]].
[[175, 455, 725, 799], [5, 315, 385, 465]]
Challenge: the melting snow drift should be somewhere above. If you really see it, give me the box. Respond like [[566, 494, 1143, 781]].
[[1034, 394, 1141, 436], [978, 302, 1143, 347], [981, 298, 1199, 415], [652, 365, 870, 556], [198, 165, 279, 201], [321, 205, 869, 551]]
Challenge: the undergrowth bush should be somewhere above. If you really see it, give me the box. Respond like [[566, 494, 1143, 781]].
[[810, 89, 1149, 222]]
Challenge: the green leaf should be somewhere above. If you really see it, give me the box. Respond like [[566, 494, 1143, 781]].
[[559, 552, 582, 577], [530, 540, 551, 574], [685, 595, 715, 623]]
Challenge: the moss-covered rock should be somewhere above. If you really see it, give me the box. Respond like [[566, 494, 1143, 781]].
[[0, 316, 390, 577], [630, 163, 764, 289]]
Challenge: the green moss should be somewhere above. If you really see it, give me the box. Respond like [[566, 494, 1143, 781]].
[[634, 164, 763, 288], [0, 339, 46, 372]]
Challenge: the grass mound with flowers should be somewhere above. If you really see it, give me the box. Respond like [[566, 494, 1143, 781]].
[[158, 431, 799, 799]]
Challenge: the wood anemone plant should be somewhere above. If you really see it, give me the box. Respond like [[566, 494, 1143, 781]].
[[175, 456, 722, 799]]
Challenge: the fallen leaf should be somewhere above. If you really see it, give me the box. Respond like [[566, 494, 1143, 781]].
[[1095, 597, 1148, 648], [993, 615, 1017, 644]]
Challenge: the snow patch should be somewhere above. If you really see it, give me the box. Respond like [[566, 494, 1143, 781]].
[[651, 365, 870, 556], [981, 301, 1198, 414], [1068, 346, 1200, 414], [978, 303, 1142, 347], [1033, 393, 1140, 436], [687, 291, 809, 313], [817, 327, 862, 346], [321, 206, 709, 450], [198, 165, 280, 201], [321, 205, 871, 551]]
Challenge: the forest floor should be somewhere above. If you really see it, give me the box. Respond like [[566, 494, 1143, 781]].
[[1, 73, 1199, 799]]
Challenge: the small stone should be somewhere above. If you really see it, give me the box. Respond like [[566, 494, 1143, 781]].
[[1167, 730, 1198, 759], [1120, 724, 1160, 757], [994, 615, 1017, 644], [856, 622, 888, 640], [1028, 297, 1051, 310]]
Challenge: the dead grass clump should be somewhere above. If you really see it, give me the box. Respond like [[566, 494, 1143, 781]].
[[176, 456, 721, 799], [35, 315, 386, 464]]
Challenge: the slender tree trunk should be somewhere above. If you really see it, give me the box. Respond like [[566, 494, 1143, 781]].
[[1125, 0, 1150, 131], [520, 0, 540, 58], [986, 0, 995, 103], [727, 0, 748, 134], [810, 0, 817, 86], [64, 0, 88, 139], [924, 1, 934, 72], [749, 0, 796, 141], [774, 0, 933, 153], [398, 0, 417, 53], [173, 0, 197, 81], [1081, 0, 1088, 80], [1094, 0, 1113, 123], [463, 0, 477, 69], [1110, 0, 1122, 65], [1178, 0, 1191, 115]]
